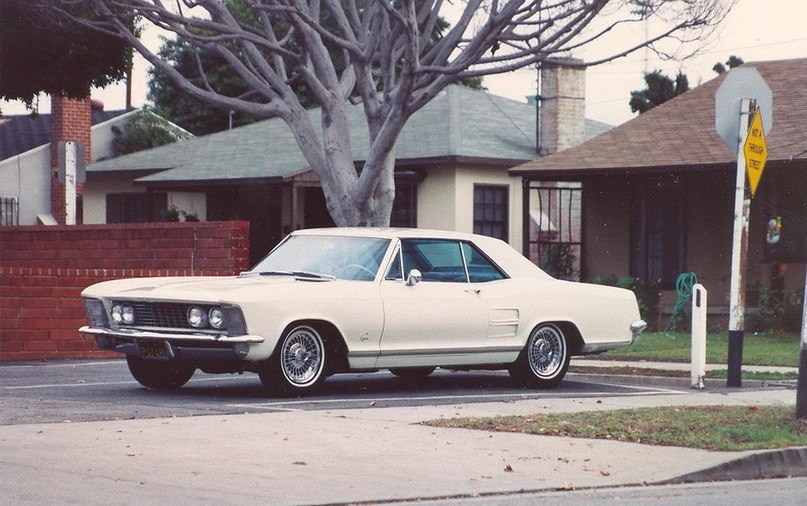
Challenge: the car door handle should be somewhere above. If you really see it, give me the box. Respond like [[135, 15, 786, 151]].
[[465, 288, 481, 295]]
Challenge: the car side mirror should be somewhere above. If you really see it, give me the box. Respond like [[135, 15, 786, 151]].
[[406, 269, 422, 286]]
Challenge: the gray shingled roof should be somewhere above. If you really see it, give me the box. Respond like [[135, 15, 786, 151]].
[[510, 58, 807, 177], [88, 84, 610, 184], [0, 109, 127, 160]]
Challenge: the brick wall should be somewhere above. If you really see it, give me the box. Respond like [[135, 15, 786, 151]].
[[50, 95, 92, 225], [0, 221, 250, 361], [539, 58, 586, 156]]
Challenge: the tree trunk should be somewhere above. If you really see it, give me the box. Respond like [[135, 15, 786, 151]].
[[283, 99, 398, 228], [321, 152, 396, 227]]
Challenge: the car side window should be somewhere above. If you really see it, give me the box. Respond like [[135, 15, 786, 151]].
[[386, 248, 403, 280], [401, 239, 468, 282], [461, 242, 507, 283]]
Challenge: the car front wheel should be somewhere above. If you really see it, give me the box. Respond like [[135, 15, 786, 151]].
[[509, 323, 570, 388], [126, 355, 195, 389], [260, 325, 327, 395]]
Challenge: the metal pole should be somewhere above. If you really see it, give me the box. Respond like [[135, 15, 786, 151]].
[[727, 98, 754, 387], [796, 267, 807, 420]]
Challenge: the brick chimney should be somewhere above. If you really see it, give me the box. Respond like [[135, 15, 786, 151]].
[[538, 58, 586, 156], [50, 94, 92, 224]]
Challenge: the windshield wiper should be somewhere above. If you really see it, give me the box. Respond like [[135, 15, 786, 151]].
[[254, 270, 335, 281], [256, 270, 295, 277], [290, 271, 335, 281]]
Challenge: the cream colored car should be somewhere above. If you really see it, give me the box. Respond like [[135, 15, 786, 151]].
[[80, 228, 646, 394]]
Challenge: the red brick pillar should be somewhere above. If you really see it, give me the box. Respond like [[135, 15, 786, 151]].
[[50, 95, 91, 224]]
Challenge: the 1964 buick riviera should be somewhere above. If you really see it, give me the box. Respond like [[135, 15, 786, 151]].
[[79, 228, 645, 394]]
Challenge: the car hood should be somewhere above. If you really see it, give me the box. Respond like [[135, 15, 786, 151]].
[[81, 275, 343, 303]]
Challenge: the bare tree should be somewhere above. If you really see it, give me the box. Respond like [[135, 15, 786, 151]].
[[62, 0, 732, 226]]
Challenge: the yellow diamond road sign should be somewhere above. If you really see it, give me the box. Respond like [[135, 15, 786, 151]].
[[743, 108, 768, 197]]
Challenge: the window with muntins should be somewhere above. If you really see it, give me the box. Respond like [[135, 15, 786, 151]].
[[473, 185, 508, 241]]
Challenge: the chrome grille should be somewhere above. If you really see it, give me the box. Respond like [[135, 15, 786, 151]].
[[115, 301, 210, 329]]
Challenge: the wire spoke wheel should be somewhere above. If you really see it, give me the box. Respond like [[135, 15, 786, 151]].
[[280, 326, 324, 387], [528, 325, 565, 378], [509, 323, 570, 388]]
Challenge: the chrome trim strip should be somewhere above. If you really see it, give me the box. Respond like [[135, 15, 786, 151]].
[[79, 326, 264, 344], [375, 346, 523, 358]]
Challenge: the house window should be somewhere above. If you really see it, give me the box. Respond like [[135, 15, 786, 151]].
[[473, 185, 508, 241], [630, 179, 686, 287], [106, 192, 167, 223], [0, 196, 19, 226]]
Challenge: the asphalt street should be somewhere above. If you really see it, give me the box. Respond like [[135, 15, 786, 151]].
[[1, 359, 803, 505], [0, 359, 686, 425]]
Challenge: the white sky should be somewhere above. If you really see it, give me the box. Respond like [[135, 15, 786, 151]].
[[3, 0, 807, 127]]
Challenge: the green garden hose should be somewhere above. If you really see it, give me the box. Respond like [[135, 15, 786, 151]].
[[664, 272, 699, 338]]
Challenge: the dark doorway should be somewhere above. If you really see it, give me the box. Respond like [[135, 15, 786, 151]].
[[207, 183, 283, 266], [303, 187, 336, 229]]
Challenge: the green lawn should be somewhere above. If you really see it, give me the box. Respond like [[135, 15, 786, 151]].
[[599, 332, 800, 367], [425, 406, 807, 451], [426, 334, 806, 452]]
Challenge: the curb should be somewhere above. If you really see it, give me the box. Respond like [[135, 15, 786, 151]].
[[568, 371, 769, 390], [662, 447, 807, 483]]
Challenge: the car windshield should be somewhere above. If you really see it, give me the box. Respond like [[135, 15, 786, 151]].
[[250, 234, 391, 281]]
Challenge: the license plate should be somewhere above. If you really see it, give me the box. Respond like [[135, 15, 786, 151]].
[[141, 341, 167, 360]]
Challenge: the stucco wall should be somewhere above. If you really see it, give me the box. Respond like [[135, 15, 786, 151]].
[[417, 165, 457, 231], [82, 173, 146, 224], [454, 165, 513, 237], [0, 146, 51, 225], [417, 164, 518, 247]]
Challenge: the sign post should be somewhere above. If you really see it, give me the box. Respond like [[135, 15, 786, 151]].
[[715, 68, 772, 388], [726, 98, 754, 387]]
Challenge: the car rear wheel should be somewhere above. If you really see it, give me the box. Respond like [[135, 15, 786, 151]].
[[508, 323, 570, 388], [389, 367, 436, 380], [259, 325, 327, 395], [126, 355, 196, 389]]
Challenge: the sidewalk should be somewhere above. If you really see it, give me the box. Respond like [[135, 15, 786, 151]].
[[0, 379, 801, 505], [572, 358, 800, 375]]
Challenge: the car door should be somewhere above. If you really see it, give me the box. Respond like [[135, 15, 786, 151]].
[[378, 239, 489, 366]]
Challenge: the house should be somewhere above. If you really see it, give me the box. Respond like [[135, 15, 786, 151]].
[[510, 58, 807, 326], [84, 65, 610, 264], [0, 97, 186, 226]]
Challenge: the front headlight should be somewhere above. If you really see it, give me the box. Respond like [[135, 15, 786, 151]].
[[120, 304, 135, 324], [209, 307, 225, 329], [111, 304, 122, 323], [188, 306, 208, 328]]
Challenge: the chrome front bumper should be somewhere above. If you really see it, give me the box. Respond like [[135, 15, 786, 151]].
[[79, 326, 264, 343], [630, 320, 648, 344], [79, 326, 265, 361]]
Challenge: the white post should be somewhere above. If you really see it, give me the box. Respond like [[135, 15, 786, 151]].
[[691, 284, 707, 389], [64, 141, 77, 226]]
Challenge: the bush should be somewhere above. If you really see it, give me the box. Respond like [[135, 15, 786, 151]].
[[747, 282, 804, 333]]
